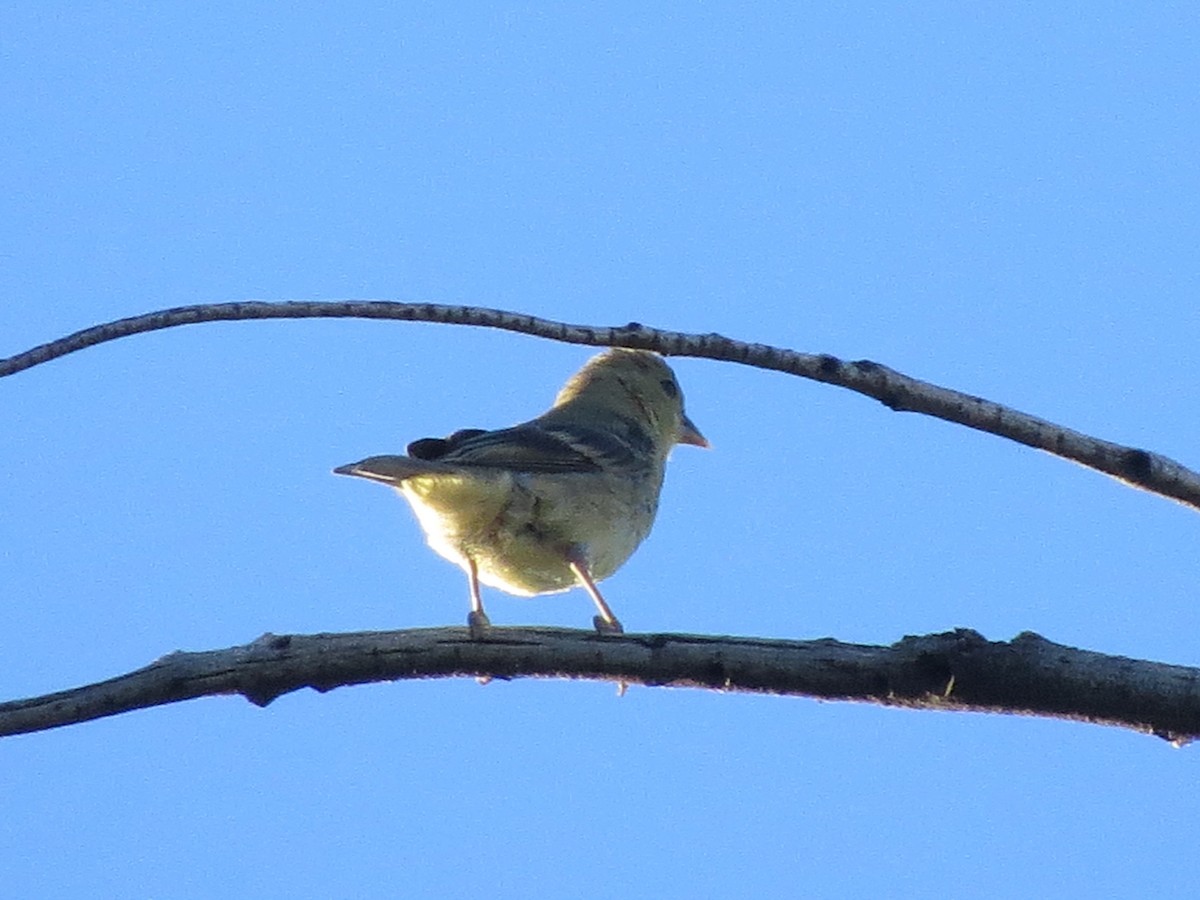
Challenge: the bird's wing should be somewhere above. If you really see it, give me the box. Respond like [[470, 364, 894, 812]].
[[423, 422, 641, 474]]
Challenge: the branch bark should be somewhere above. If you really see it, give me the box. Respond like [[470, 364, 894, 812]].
[[1, 627, 1197, 744], [2, 300, 1199, 511], [4, 304, 1197, 742]]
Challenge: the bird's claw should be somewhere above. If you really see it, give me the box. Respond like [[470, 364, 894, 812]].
[[592, 615, 624, 636], [467, 610, 492, 638]]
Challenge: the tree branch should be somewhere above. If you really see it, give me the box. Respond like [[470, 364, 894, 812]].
[[1, 627, 1196, 744], [4, 300, 1198, 511]]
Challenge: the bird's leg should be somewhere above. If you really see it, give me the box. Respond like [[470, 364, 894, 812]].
[[465, 557, 491, 637], [566, 549, 624, 635]]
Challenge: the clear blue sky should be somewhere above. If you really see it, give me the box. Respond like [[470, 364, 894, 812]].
[[3, 5, 1198, 898]]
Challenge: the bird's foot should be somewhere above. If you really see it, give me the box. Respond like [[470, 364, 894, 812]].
[[592, 615, 624, 636], [467, 610, 492, 639]]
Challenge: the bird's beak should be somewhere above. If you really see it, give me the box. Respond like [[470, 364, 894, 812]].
[[677, 414, 710, 448]]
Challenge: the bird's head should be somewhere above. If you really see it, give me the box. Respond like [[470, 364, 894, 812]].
[[551, 348, 708, 451]]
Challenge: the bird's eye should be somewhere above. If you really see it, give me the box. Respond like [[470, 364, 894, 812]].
[[659, 378, 678, 398]]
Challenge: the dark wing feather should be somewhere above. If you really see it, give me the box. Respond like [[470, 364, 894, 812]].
[[406, 416, 652, 475], [416, 424, 603, 473], [407, 429, 488, 460]]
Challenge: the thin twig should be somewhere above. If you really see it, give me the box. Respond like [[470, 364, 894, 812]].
[[3, 300, 1198, 510]]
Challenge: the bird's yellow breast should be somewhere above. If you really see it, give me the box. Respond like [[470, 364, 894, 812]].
[[398, 469, 659, 596]]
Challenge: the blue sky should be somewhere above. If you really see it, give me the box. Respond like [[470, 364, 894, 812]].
[[3, 4, 1198, 897]]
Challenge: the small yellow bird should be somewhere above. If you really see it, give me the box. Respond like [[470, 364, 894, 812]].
[[335, 348, 707, 634]]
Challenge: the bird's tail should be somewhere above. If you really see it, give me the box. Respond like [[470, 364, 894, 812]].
[[333, 455, 453, 485]]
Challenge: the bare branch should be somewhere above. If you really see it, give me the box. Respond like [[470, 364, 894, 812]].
[[3, 300, 1198, 511], [4, 307, 1193, 740], [1, 627, 1196, 744]]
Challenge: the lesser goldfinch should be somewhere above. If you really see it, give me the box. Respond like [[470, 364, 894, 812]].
[[335, 348, 707, 634]]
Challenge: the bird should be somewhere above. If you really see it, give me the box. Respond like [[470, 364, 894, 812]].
[[334, 347, 707, 635]]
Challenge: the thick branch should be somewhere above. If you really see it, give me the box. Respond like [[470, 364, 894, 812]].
[[3, 300, 1198, 511], [1, 627, 1196, 744]]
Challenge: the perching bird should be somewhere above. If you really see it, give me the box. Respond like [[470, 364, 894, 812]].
[[334, 348, 707, 635]]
